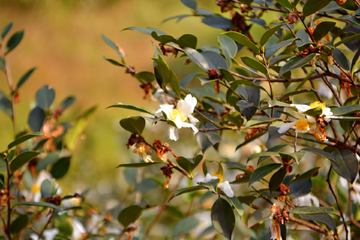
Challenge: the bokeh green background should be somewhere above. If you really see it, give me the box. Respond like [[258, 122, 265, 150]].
[[0, 0, 226, 207]]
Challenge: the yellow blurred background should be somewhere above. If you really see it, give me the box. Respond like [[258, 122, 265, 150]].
[[0, 0, 224, 207]]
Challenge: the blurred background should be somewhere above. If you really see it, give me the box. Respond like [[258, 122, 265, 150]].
[[0, 0, 228, 208]]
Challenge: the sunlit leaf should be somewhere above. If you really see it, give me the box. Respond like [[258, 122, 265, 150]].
[[248, 208, 271, 227], [107, 103, 154, 115], [249, 163, 282, 186]]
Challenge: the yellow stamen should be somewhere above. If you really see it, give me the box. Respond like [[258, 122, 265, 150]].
[[170, 109, 186, 121], [310, 101, 326, 111], [211, 173, 224, 183], [32, 184, 41, 194], [296, 120, 309, 132]]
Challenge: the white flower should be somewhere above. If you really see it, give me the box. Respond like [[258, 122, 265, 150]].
[[156, 94, 199, 141], [24, 170, 60, 202], [339, 176, 360, 205], [72, 218, 87, 240], [30, 228, 59, 240], [62, 195, 82, 208], [293, 193, 319, 207], [192, 173, 234, 198]]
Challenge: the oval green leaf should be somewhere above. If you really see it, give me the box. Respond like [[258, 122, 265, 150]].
[[118, 205, 143, 228], [119, 116, 146, 136], [249, 163, 282, 186], [8, 133, 42, 149], [223, 32, 260, 55], [279, 53, 316, 77], [211, 198, 235, 240], [36, 85, 55, 110], [10, 151, 39, 173], [107, 103, 154, 115]]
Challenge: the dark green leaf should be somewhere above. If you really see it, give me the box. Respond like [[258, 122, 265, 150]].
[[183, 47, 209, 71], [332, 105, 360, 116], [116, 162, 163, 168], [50, 157, 71, 179], [289, 207, 335, 215], [177, 155, 203, 178], [227, 196, 244, 217], [199, 179, 220, 193], [303, 0, 332, 17], [118, 205, 143, 228], [177, 34, 197, 48], [301, 214, 336, 232], [224, 112, 244, 130], [219, 37, 237, 68], [241, 57, 268, 76], [135, 71, 155, 83], [13, 201, 61, 211], [258, 144, 287, 164], [1, 22, 13, 39], [8, 134, 42, 149], [107, 103, 153, 115], [16, 67, 36, 89], [10, 215, 28, 234], [279, 54, 316, 77], [269, 167, 287, 193], [172, 218, 199, 237], [36, 85, 55, 110], [275, 0, 293, 10], [202, 15, 235, 29], [169, 70, 181, 99], [260, 23, 286, 47], [151, 31, 176, 45], [223, 32, 260, 54], [351, 48, 360, 76], [103, 57, 124, 67], [300, 148, 336, 164], [248, 152, 280, 162], [249, 163, 282, 186], [170, 186, 207, 201], [265, 38, 298, 60], [10, 151, 38, 172], [0, 56, 4, 70], [211, 198, 235, 240], [119, 116, 146, 136], [6, 30, 24, 54], [180, 72, 204, 87], [313, 22, 336, 42], [289, 179, 312, 198], [0, 174, 4, 189], [122, 26, 167, 36], [291, 167, 320, 184], [332, 149, 359, 184], [181, 0, 197, 10], [101, 34, 125, 60], [41, 179, 52, 199], [334, 33, 360, 48], [202, 50, 228, 70], [248, 208, 271, 227], [135, 178, 158, 193], [37, 151, 60, 172], [60, 96, 76, 109], [236, 131, 266, 150], [28, 105, 46, 132], [279, 152, 306, 164], [0, 90, 12, 117]]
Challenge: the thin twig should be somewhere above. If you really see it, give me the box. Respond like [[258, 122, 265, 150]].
[[37, 211, 53, 240], [326, 166, 348, 240]]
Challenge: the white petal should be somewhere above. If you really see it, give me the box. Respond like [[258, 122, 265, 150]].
[[155, 104, 173, 118], [204, 173, 218, 182], [168, 126, 179, 141], [43, 229, 59, 240], [62, 197, 82, 208], [178, 94, 197, 116], [72, 218, 86, 240], [174, 114, 184, 129], [188, 115, 199, 125], [192, 174, 205, 186], [278, 121, 296, 134], [290, 104, 311, 112], [181, 122, 198, 134], [218, 181, 234, 197]]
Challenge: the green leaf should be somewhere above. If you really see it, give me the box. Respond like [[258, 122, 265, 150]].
[[260, 23, 286, 47], [332, 150, 359, 184], [10, 215, 28, 234], [169, 70, 182, 99], [258, 144, 287, 164], [279, 152, 306, 164], [170, 186, 207, 200], [151, 31, 176, 45], [6, 30, 24, 54], [119, 116, 146, 136], [202, 14, 235, 29], [241, 57, 268, 76], [219, 37, 237, 68], [223, 32, 260, 55], [0, 174, 4, 189], [351, 48, 360, 76], [332, 49, 350, 71], [249, 163, 282, 186], [301, 214, 336, 232], [181, 0, 197, 10], [10, 151, 38, 172], [289, 207, 336, 215], [8, 134, 42, 149], [269, 167, 287, 193], [313, 22, 336, 42], [275, 0, 293, 11], [135, 178, 158, 193], [116, 162, 163, 168], [118, 205, 143, 228], [224, 112, 244, 130], [36, 85, 55, 110], [248, 152, 280, 162], [248, 208, 271, 227], [102, 57, 124, 67], [50, 157, 71, 179], [334, 33, 360, 47], [332, 105, 360, 116], [1, 22, 13, 39], [16, 67, 36, 89], [177, 155, 203, 178], [134, 71, 155, 83], [180, 72, 204, 87], [279, 89, 317, 101], [122, 26, 167, 36], [300, 148, 336, 164], [177, 34, 197, 48], [291, 167, 320, 184], [101, 34, 125, 60], [236, 131, 266, 150], [265, 38, 298, 60], [13, 201, 61, 211], [172, 217, 199, 238], [289, 179, 312, 198], [211, 198, 235, 240], [107, 103, 154, 115], [279, 54, 316, 77], [36, 151, 60, 172], [41, 179, 52, 199], [60, 96, 76, 109], [303, 0, 332, 17], [227, 196, 244, 218], [0, 90, 13, 117], [183, 47, 210, 71], [0, 56, 4, 70]]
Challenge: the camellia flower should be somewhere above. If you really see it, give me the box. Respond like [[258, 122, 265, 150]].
[[132, 142, 153, 163], [156, 94, 199, 141], [192, 173, 234, 198], [277, 101, 334, 142], [30, 228, 59, 240]]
